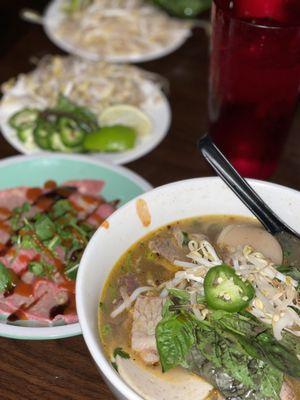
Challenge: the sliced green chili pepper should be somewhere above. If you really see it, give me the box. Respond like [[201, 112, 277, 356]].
[[48, 132, 84, 153], [9, 108, 39, 129], [33, 119, 54, 150], [17, 124, 35, 143], [49, 132, 71, 152], [58, 117, 85, 147], [204, 264, 255, 312], [83, 125, 136, 152]]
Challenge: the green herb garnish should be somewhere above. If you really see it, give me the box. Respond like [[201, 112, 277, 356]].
[[0, 262, 14, 293], [113, 347, 130, 360]]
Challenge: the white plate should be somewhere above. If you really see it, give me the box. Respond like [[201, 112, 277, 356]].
[[0, 80, 171, 165], [43, 0, 192, 63], [0, 153, 152, 340]]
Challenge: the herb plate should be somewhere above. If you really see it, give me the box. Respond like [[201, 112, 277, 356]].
[[0, 80, 171, 165], [0, 154, 152, 340]]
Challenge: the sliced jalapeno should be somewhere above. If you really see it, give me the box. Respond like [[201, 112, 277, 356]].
[[9, 108, 39, 129], [49, 132, 71, 152], [58, 117, 85, 147], [204, 264, 255, 312], [33, 119, 53, 150], [17, 124, 35, 143]]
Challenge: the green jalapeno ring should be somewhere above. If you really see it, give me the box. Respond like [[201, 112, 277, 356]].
[[204, 264, 255, 312]]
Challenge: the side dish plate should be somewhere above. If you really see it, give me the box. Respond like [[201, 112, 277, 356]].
[[0, 80, 171, 165], [43, 0, 192, 64], [0, 154, 152, 340]]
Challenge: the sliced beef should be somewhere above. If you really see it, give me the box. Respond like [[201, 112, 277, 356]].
[[149, 236, 187, 263], [119, 274, 140, 295], [63, 179, 104, 196], [131, 296, 164, 364]]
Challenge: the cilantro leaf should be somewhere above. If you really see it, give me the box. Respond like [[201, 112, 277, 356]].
[[51, 199, 73, 218], [34, 215, 56, 240], [0, 262, 13, 293], [28, 261, 45, 276]]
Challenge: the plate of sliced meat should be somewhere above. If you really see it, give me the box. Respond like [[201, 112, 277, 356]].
[[0, 154, 151, 339]]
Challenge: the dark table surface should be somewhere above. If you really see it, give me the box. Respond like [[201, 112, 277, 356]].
[[0, 1, 300, 399]]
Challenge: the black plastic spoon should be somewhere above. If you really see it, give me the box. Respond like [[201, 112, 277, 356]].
[[198, 134, 300, 266]]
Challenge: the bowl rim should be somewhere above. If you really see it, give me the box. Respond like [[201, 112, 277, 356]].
[[76, 176, 300, 399], [0, 153, 152, 340]]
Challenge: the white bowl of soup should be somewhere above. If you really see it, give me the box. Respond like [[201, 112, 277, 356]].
[[76, 177, 300, 400]]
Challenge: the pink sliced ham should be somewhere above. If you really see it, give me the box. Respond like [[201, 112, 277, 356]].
[[0, 279, 78, 324], [0, 187, 29, 210], [0, 248, 39, 274], [63, 179, 104, 196], [0, 294, 17, 315], [69, 192, 100, 220], [21, 279, 71, 323], [0, 228, 10, 246], [4, 293, 32, 313], [0, 179, 115, 326], [86, 203, 116, 227], [53, 311, 78, 324]]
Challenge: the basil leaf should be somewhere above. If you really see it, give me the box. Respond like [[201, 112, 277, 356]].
[[209, 310, 300, 379], [168, 288, 190, 303], [194, 321, 283, 400], [276, 264, 300, 282], [156, 313, 195, 372], [161, 298, 175, 318], [0, 262, 13, 293], [256, 331, 300, 379]]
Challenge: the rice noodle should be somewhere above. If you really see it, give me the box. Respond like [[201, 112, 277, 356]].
[[110, 286, 153, 318]]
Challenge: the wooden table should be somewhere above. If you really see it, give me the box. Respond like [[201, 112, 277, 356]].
[[0, 1, 299, 399]]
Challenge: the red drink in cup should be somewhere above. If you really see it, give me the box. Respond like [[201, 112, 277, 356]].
[[209, 0, 300, 178]]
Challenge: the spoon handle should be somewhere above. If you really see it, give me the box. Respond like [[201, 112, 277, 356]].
[[198, 135, 289, 235]]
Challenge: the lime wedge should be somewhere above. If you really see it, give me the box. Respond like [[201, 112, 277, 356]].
[[99, 105, 152, 137], [84, 125, 136, 152]]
